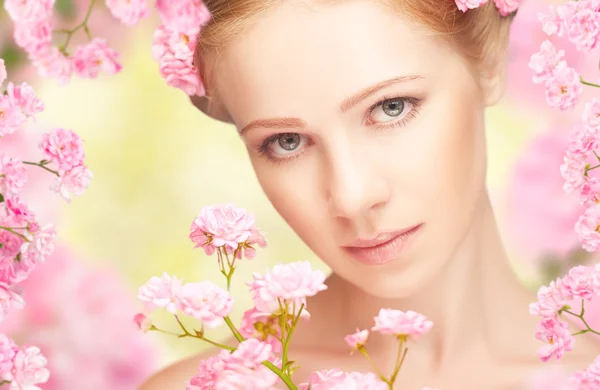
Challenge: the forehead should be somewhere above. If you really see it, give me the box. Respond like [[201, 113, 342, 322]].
[[212, 0, 461, 125]]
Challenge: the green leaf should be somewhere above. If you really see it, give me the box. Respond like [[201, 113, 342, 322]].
[[0, 194, 4, 203], [0, 44, 26, 70]]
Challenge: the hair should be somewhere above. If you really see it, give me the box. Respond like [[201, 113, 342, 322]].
[[194, 0, 516, 111]]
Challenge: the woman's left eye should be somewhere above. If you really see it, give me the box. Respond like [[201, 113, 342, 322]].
[[366, 97, 420, 128]]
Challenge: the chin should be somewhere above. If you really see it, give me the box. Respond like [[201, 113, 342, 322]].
[[349, 263, 437, 300]]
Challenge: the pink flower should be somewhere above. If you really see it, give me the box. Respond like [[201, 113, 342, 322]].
[[309, 371, 388, 390], [0, 154, 27, 196], [493, 0, 522, 16], [51, 164, 93, 202], [7, 346, 50, 389], [507, 126, 585, 260], [21, 224, 56, 265], [529, 41, 566, 84], [13, 18, 53, 54], [454, 0, 488, 12], [190, 203, 256, 253], [72, 38, 122, 78], [0, 59, 6, 86], [561, 152, 587, 196], [583, 98, 600, 129], [5, 82, 44, 117], [239, 308, 282, 353], [563, 1, 600, 52], [539, 6, 565, 37], [0, 96, 26, 136], [138, 273, 183, 314], [344, 328, 369, 350], [155, 0, 211, 33], [30, 46, 74, 85], [0, 334, 17, 375], [106, 0, 151, 25], [544, 62, 582, 111], [529, 281, 572, 318], [187, 350, 229, 390], [133, 313, 152, 333], [575, 204, 600, 252], [535, 317, 575, 362], [3, 0, 54, 22], [247, 261, 327, 317], [372, 309, 433, 339], [560, 265, 597, 300], [299, 369, 347, 390], [240, 228, 268, 260], [0, 283, 24, 321], [152, 24, 204, 96], [39, 128, 85, 171], [178, 281, 233, 328]]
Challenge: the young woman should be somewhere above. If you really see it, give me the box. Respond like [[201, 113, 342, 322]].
[[141, 0, 599, 388]]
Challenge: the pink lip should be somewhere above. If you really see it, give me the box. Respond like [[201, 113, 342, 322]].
[[343, 224, 423, 266]]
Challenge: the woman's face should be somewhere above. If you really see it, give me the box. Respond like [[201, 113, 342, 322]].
[[210, 0, 503, 298]]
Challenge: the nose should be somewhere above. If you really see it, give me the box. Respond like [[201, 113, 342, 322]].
[[326, 142, 391, 220]]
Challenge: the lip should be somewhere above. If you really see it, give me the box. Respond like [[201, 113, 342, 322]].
[[342, 224, 423, 266]]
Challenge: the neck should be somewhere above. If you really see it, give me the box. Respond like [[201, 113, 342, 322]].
[[324, 191, 538, 371]]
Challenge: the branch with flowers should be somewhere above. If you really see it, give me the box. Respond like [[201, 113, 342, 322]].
[[134, 204, 439, 390], [525, 0, 600, 387]]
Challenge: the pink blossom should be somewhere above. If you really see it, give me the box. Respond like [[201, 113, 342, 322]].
[[247, 261, 327, 317], [575, 204, 600, 252], [152, 24, 204, 96], [22, 224, 56, 264], [0, 154, 27, 196], [372, 309, 433, 339], [0, 96, 26, 136], [5, 82, 44, 117], [563, 1, 600, 52], [0, 228, 25, 259], [178, 281, 233, 328], [535, 317, 575, 362], [30, 46, 74, 85], [187, 350, 229, 390], [13, 18, 53, 54], [303, 371, 388, 390], [493, 0, 522, 16], [529, 281, 572, 318], [507, 126, 585, 260], [138, 273, 183, 314], [0, 246, 158, 389], [7, 346, 49, 389], [106, 0, 151, 26], [190, 203, 256, 253], [155, 0, 211, 33], [72, 38, 122, 78], [344, 328, 369, 349], [529, 40, 565, 85], [133, 313, 152, 333], [544, 62, 582, 111], [3, 0, 54, 22], [583, 98, 600, 129], [239, 307, 282, 353], [539, 6, 565, 37], [454, 0, 488, 12], [0, 283, 23, 322], [240, 228, 268, 260], [560, 265, 597, 300], [0, 59, 6, 86], [50, 165, 93, 203], [561, 152, 587, 196], [39, 128, 85, 171], [0, 334, 17, 375]]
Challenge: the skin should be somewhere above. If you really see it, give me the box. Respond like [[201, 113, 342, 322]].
[[140, 1, 600, 389]]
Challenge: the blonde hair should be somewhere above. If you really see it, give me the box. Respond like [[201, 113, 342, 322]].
[[194, 0, 515, 101]]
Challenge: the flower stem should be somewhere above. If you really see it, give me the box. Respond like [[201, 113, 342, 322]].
[[0, 226, 30, 242], [581, 77, 600, 88], [563, 303, 600, 336], [224, 316, 245, 342], [57, 0, 97, 54], [358, 347, 387, 383], [22, 161, 59, 176]]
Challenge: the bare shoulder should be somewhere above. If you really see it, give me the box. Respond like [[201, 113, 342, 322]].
[[138, 346, 223, 390]]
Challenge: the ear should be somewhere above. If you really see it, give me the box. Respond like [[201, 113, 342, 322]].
[[189, 95, 234, 124], [478, 45, 509, 107]]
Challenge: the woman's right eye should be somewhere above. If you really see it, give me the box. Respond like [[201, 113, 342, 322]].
[[258, 132, 308, 161]]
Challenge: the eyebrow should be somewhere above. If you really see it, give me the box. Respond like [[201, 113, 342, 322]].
[[239, 75, 423, 135]]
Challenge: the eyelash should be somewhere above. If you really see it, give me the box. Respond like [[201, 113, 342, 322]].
[[257, 95, 422, 164]]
